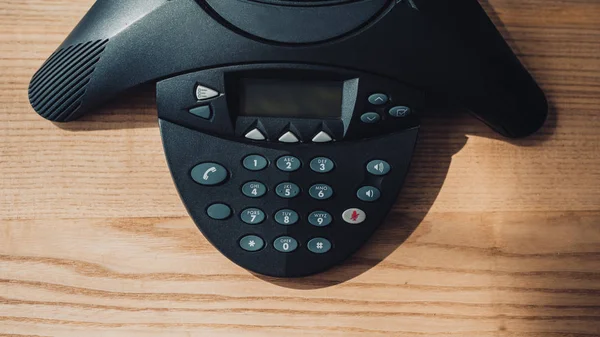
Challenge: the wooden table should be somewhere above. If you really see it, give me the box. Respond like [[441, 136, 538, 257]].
[[1, 1, 599, 336]]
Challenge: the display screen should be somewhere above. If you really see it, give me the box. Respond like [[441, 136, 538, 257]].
[[239, 79, 343, 118]]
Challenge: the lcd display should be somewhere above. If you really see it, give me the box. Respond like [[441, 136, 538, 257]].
[[239, 79, 343, 118]]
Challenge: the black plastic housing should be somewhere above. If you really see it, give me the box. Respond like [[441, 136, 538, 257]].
[[28, 0, 547, 138]]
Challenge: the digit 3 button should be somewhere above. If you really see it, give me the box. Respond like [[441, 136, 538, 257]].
[[242, 181, 267, 198], [310, 157, 335, 173], [342, 208, 366, 224], [274, 236, 298, 253], [191, 163, 228, 186]]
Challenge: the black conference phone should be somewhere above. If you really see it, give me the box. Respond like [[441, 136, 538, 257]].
[[28, 0, 547, 277]]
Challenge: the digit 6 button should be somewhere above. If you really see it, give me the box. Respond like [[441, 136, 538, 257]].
[[309, 184, 333, 200]]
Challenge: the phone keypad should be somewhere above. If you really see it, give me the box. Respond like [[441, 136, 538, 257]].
[[194, 153, 394, 256]]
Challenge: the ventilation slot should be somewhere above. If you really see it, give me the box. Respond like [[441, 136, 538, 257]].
[[29, 39, 109, 122]]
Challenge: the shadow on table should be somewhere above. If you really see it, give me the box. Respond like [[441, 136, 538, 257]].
[[257, 98, 556, 289]]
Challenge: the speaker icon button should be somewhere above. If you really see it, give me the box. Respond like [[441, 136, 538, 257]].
[[357, 186, 381, 202], [367, 160, 391, 176]]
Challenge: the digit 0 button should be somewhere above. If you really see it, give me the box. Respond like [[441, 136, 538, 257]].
[[310, 157, 335, 173], [309, 184, 334, 200], [243, 155, 268, 171], [308, 211, 332, 227], [275, 209, 299, 226], [276, 182, 300, 199], [242, 181, 267, 198], [276, 156, 301, 172], [240, 235, 264, 252], [240, 208, 265, 225], [274, 236, 299, 253], [307, 238, 332, 254], [191, 163, 228, 186]]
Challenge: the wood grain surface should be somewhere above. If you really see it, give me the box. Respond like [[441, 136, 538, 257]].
[[1, 0, 600, 336]]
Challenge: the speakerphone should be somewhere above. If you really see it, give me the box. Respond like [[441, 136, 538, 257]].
[[28, 0, 548, 277]]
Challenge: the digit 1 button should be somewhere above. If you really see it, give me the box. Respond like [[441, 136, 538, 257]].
[[191, 163, 228, 186], [309, 184, 334, 200], [357, 186, 381, 202], [275, 209, 299, 226], [342, 208, 366, 224], [274, 236, 298, 253], [307, 238, 332, 254], [242, 181, 267, 198], [308, 211, 332, 227], [240, 235, 264, 252], [240, 208, 265, 225], [276, 182, 300, 199], [276, 156, 301, 172], [243, 155, 268, 171], [367, 160, 391, 176], [310, 157, 335, 173], [206, 203, 232, 220]]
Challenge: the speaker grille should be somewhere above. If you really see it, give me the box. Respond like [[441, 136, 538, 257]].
[[29, 39, 109, 122]]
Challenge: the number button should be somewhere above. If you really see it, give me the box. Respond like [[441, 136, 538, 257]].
[[243, 155, 268, 171], [242, 181, 267, 198], [310, 157, 335, 173], [274, 209, 299, 226], [308, 211, 332, 227], [307, 238, 332, 254], [191, 163, 228, 186], [309, 184, 333, 200], [357, 186, 381, 202], [240, 235, 264, 252], [240, 208, 266, 225], [276, 156, 301, 172], [274, 237, 299, 253], [276, 182, 300, 199]]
